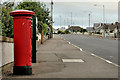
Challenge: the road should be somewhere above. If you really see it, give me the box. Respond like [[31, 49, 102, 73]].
[[61, 34, 118, 65]]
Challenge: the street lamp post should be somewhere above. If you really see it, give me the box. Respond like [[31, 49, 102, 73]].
[[89, 13, 90, 27], [103, 5, 105, 23], [94, 4, 106, 37], [60, 16, 61, 27], [82, 11, 92, 27], [85, 11, 92, 35], [94, 4, 105, 23], [71, 12, 72, 26]]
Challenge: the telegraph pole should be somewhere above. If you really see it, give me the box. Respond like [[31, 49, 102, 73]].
[[51, 0, 53, 26], [64, 19, 66, 26], [82, 15, 83, 27], [103, 5, 105, 23], [50, 0, 53, 38]]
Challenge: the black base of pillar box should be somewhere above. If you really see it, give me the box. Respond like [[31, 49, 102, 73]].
[[13, 66, 32, 75]]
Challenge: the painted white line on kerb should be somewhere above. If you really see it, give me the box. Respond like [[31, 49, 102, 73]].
[[72, 44, 78, 48], [80, 48, 83, 51], [62, 36, 119, 67], [91, 54, 95, 56], [71, 44, 83, 51], [91, 53, 119, 67], [69, 42, 71, 44], [106, 60, 112, 64]]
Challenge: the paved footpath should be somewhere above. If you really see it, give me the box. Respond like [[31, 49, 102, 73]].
[[2, 34, 118, 79]]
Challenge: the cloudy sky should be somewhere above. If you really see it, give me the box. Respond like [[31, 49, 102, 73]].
[[45, 1, 118, 29], [1, 0, 119, 29]]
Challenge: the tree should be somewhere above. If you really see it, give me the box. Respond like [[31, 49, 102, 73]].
[[58, 30, 61, 34], [16, 2, 51, 33], [0, 2, 51, 38], [65, 30, 70, 34], [1, 2, 14, 38], [83, 29, 87, 33], [43, 23, 48, 36]]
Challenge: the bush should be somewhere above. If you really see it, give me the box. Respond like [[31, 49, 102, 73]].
[[83, 29, 87, 33], [65, 30, 70, 34], [58, 30, 61, 34], [97, 32, 100, 34], [61, 31, 65, 34], [58, 30, 70, 34]]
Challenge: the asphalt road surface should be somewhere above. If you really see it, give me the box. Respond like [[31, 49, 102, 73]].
[[61, 34, 118, 65]]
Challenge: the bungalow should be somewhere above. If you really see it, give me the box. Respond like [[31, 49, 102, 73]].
[[95, 22, 120, 38], [93, 23, 102, 31], [86, 27, 94, 32], [114, 22, 120, 38], [53, 28, 58, 34], [58, 27, 66, 31], [66, 26, 81, 32]]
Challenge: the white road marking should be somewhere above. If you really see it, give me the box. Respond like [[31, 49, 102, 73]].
[[60, 35, 119, 67], [70, 44, 83, 52], [91, 53, 119, 67]]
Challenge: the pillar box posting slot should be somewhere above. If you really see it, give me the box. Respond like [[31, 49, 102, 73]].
[[10, 10, 35, 75]]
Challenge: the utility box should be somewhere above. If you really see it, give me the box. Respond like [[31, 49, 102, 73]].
[[10, 10, 35, 75]]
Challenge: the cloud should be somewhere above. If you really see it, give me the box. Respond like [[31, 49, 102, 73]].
[[41, 0, 119, 2], [45, 2, 118, 28]]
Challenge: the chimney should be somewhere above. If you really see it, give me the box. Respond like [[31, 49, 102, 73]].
[[68, 25, 70, 28], [100, 23, 103, 26], [115, 22, 118, 25]]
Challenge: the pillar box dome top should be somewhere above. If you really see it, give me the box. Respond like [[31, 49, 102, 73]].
[[10, 10, 35, 16]]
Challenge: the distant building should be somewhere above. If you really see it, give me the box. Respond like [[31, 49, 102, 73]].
[[93, 23, 112, 32], [53, 28, 58, 34], [66, 26, 81, 32], [86, 27, 94, 32], [93, 22, 120, 38], [58, 27, 66, 31], [68, 25, 71, 28], [114, 22, 120, 38], [93, 23, 101, 30]]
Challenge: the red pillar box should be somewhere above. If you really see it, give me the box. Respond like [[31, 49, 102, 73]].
[[10, 10, 35, 75]]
